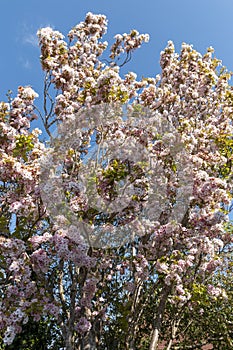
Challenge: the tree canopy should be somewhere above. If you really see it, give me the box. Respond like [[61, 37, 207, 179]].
[[0, 12, 232, 349]]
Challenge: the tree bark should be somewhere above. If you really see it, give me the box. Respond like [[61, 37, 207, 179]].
[[62, 324, 74, 350], [125, 280, 143, 350], [149, 285, 171, 350]]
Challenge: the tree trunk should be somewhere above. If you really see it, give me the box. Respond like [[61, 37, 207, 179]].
[[125, 281, 143, 350], [149, 285, 171, 350], [79, 329, 98, 350], [62, 324, 74, 350], [166, 318, 180, 350]]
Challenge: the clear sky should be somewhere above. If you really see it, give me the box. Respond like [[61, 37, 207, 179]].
[[2, 1, 233, 220], [1, 0, 233, 102]]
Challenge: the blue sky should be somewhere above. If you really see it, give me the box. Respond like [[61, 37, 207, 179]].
[[1, 0, 233, 104], [2, 1, 233, 221]]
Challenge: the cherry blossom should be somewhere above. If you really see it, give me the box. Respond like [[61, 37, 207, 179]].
[[0, 12, 232, 350]]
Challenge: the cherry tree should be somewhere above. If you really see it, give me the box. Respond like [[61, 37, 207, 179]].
[[0, 12, 233, 350]]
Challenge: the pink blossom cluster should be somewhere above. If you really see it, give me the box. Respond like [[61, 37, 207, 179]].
[[110, 30, 149, 59]]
